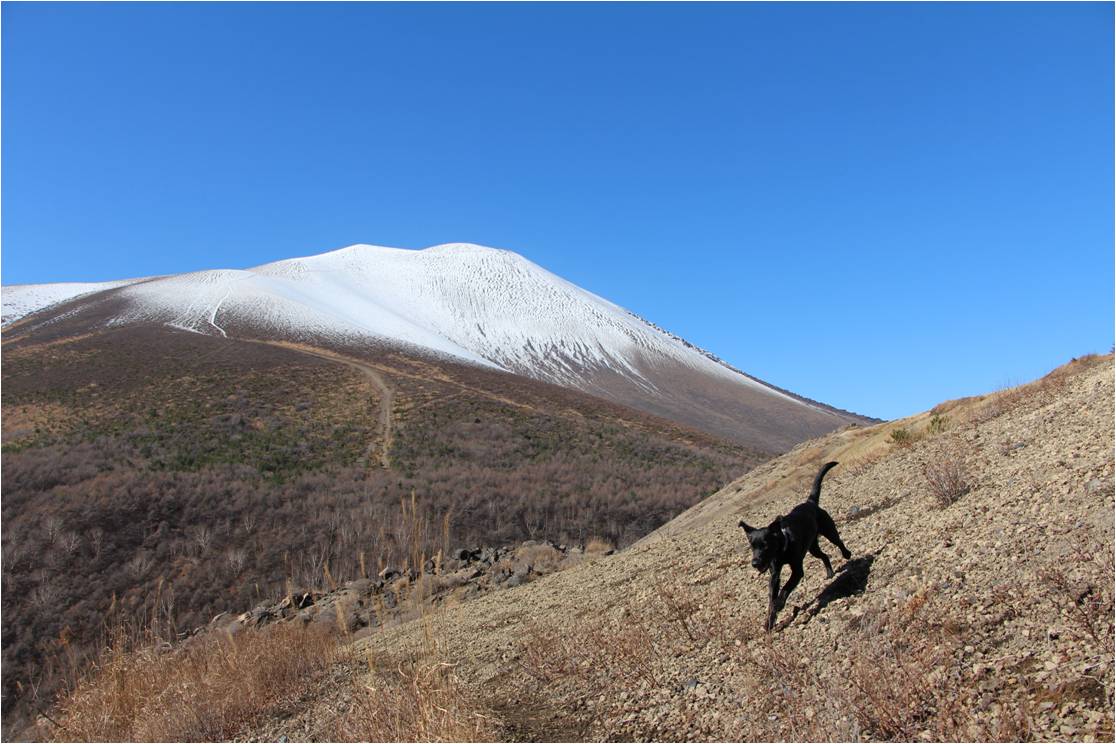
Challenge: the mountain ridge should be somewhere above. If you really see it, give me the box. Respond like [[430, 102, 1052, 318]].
[[2, 242, 875, 449]]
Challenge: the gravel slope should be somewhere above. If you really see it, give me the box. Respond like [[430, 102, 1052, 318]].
[[357, 354, 1114, 741]]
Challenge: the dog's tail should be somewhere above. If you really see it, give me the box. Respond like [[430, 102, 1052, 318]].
[[808, 461, 839, 503]]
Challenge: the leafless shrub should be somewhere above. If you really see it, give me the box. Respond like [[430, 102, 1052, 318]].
[[224, 548, 248, 575], [43, 516, 63, 545], [59, 532, 82, 557], [189, 525, 213, 554], [1038, 551, 1115, 654], [923, 450, 971, 507], [126, 551, 155, 580], [88, 527, 105, 558]]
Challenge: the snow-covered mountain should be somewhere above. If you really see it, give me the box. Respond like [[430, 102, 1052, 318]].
[[1, 278, 148, 326], [2, 243, 870, 448]]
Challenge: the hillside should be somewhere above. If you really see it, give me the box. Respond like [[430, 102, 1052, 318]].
[[0, 323, 769, 735], [1, 242, 874, 449], [202, 352, 1110, 742]]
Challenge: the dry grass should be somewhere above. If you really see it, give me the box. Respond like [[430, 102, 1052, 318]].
[[336, 653, 501, 741], [584, 536, 615, 555], [742, 593, 1034, 742], [49, 622, 338, 742], [337, 616, 502, 742]]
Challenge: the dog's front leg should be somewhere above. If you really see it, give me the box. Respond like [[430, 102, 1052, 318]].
[[765, 564, 782, 631], [777, 564, 804, 612]]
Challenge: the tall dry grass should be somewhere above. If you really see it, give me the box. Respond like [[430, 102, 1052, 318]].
[[335, 638, 501, 741], [49, 621, 337, 741]]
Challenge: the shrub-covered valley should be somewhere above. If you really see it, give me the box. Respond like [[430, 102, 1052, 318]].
[[0, 324, 768, 732]]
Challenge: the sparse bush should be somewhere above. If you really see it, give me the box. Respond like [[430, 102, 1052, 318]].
[[923, 451, 971, 507], [889, 427, 918, 447], [927, 412, 949, 434], [1038, 551, 1115, 654]]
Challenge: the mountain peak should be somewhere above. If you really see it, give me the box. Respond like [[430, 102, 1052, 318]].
[[2, 242, 873, 448]]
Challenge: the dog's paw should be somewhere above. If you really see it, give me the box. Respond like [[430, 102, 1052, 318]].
[[841, 549, 852, 560]]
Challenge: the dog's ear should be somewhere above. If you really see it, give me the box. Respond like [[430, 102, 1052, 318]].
[[738, 520, 755, 534]]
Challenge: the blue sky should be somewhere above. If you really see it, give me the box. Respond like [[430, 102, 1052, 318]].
[[3, 3, 1112, 420]]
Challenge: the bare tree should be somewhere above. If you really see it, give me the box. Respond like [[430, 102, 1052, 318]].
[[88, 527, 105, 558], [190, 525, 213, 554], [127, 551, 154, 580], [225, 548, 248, 575], [59, 531, 82, 557], [43, 516, 63, 545]]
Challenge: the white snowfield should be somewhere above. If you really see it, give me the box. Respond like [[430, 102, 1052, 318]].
[[3, 243, 809, 410], [1, 279, 148, 326]]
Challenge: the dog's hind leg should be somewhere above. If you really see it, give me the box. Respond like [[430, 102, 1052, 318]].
[[808, 538, 835, 579], [817, 508, 852, 560]]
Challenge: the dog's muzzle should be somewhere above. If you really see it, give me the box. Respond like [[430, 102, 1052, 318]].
[[752, 559, 767, 573]]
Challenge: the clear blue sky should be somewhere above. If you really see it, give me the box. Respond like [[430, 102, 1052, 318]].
[[3, 3, 1112, 420]]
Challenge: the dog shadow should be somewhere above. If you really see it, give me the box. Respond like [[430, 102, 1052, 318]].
[[782, 553, 877, 628]]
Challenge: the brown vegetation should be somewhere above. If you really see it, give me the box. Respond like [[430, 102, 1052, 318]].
[[1, 325, 766, 732], [47, 622, 337, 742]]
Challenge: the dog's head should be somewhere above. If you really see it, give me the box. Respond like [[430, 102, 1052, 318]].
[[738, 519, 784, 573]]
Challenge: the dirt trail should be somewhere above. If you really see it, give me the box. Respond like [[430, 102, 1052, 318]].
[[245, 339, 394, 469]]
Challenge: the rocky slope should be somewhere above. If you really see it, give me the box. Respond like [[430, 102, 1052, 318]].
[[329, 353, 1113, 741]]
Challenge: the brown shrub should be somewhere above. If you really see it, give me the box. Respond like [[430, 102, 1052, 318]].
[[923, 449, 971, 507]]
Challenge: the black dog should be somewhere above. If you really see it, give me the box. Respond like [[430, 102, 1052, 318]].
[[739, 461, 852, 630]]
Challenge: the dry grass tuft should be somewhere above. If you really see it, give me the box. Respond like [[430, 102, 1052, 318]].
[[49, 622, 337, 742], [584, 536, 614, 555], [337, 657, 501, 742], [336, 622, 502, 742]]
